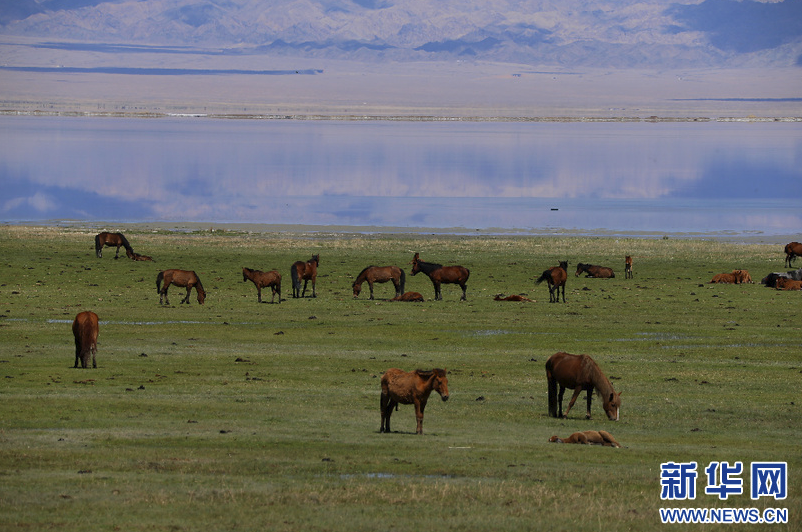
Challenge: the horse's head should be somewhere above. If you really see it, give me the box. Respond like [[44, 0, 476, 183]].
[[433, 368, 449, 402], [242, 268, 249, 282], [352, 282, 361, 297], [574, 263, 585, 277], [604, 391, 622, 421], [410, 253, 421, 275], [197, 287, 206, 305]]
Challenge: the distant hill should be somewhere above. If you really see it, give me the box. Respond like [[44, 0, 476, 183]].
[[2, 0, 801, 68]]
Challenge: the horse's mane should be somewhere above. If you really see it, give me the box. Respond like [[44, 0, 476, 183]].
[[579, 355, 614, 399], [416, 259, 443, 273], [119, 233, 133, 252], [356, 265, 375, 278], [415, 368, 446, 378]]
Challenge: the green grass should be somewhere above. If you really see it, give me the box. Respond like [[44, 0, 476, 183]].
[[0, 225, 800, 531]]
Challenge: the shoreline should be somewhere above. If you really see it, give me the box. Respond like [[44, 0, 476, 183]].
[[3, 220, 797, 246]]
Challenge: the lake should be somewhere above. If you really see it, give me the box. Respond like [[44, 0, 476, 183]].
[[1, 115, 800, 239]]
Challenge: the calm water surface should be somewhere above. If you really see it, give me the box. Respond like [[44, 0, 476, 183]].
[[1, 116, 800, 237]]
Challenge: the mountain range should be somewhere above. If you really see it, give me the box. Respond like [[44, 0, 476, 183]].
[[2, 0, 802, 68]]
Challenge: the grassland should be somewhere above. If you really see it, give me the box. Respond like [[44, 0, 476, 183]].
[[0, 225, 799, 531]]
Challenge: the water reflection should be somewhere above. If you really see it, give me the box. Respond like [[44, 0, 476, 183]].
[[1, 116, 800, 235]]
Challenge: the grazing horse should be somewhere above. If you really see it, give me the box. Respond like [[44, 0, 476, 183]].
[[72, 311, 99, 369], [353, 265, 405, 299], [389, 291, 424, 302], [410, 253, 470, 301], [536, 261, 568, 303], [380, 368, 449, 435], [291, 254, 319, 298], [776, 277, 802, 290], [242, 267, 281, 303], [156, 269, 206, 305], [624, 256, 633, 279], [494, 294, 534, 302], [549, 430, 620, 448], [95, 232, 133, 259], [126, 249, 154, 261], [546, 351, 621, 421], [784, 242, 802, 268], [575, 263, 615, 278]]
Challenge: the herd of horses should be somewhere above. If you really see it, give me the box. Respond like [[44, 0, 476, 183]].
[[77, 232, 802, 436]]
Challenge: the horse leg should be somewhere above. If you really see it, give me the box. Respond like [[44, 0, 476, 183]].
[[160, 284, 170, 305], [257, 286, 262, 303], [415, 399, 425, 435], [560, 284, 566, 303], [301, 279, 308, 298], [433, 281, 441, 301], [311, 278, 316, 298], [460, 282, 467, 301], [564, 386, 584, 417], [74, 338, 81, 368], [368, 280, 374, 300], [585, 389, 593, 419], [181, 287, 191, 304], [557, 385, 566, 417]]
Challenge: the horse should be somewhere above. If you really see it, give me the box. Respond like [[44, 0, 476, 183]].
[[156, 269, 206, 305], [545, 351, 621, 421], [762, 269, 802, 287], [536, 261, 568, 303], [494, 294, 534, 302], [242, 267, 281, 303], [95, 232, 133, 259], [291, 254, 319, 298], [410, 253, 470, 301], [575, 263, 615, 278], [775, 277, 802, 290], [784, 242, 802, 268], [549, 430, 621, 448], [625, 256, 633, 279], [389, 291, 425, 302], [380, 368, 449, 435], [710, 269, 752, 284], [353, 265, 405, 299], [126, 249, 154, 261], [72, 311, 99, 369]]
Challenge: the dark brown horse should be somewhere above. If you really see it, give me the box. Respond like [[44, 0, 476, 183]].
[[72, 311, 99, 368], [242, 267, 281, 303], [156, 269, 206, 305], [625, 256, 633, 279], [575, 263, 615, 278], [784, 242, 802, 268], [389, 291, 425, 302], [380, 368, 449, 435], [549, 430, 621, 447], [494, 294, 534, 302], [546, 351, 621, 421], [776, 277, 802, 290], [126, 249, 154, 261], [291, 254, 319, 298], [353, 265, 405, 299], [410, 253, 469, 301], [536, 261, 568, 303], [95, 232, 132, 259]]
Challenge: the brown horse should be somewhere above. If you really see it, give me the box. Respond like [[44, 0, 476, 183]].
[[784, 242, 802, 268], [380, 368, 449, 435], [156, 269, 206, 305], [291, 254, 319, 298], [710, 270, 751, 284], [242, 267, 281, 303], [410, 253, 469, 301], [549, 430, 621, 447], [353, 265, 405, 299], [95, 232, 133, 259], [625, 256, 633, 279], [575, 263, 615, 278], [72, 311, 99, 369], [389, 291, 425, 302], [494, 294, 534, 302], [546, 351, 621, 421], [536, 261, 568, 303], [126, 249, 154, 261], [776, 277, 802, 290]]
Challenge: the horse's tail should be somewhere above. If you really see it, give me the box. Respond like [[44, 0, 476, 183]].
[[156, 271, 164, 293], [545, 359, 559, 418], [94, 234, 102, 257], [536, 270, 550, 284], [399, 268, 406, 293], [119, 233, 133, 253], [291, 264, 300, 290]]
